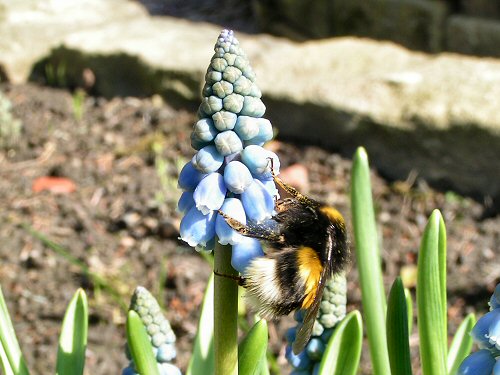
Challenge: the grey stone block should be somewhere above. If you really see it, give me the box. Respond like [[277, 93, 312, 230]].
[[331, 0, 448, 52], [1, 0, 500, 209], [255, 0, 449, 51], [254, 0, 334, 39], [461, 0, 500, 20], [446, 15, 500, 57]]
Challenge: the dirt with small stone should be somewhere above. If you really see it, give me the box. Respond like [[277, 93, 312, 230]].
[[1, 83, 499, 374]]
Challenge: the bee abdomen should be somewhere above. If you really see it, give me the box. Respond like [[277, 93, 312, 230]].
[[244, 253, 305, 319]]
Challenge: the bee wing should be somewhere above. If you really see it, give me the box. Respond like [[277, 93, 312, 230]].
[[292, 230, 334, 354], [291, 271, 327, 354]]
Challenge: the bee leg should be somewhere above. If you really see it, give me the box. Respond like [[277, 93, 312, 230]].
[[213, 270, 245, 286], [275, 198, 296, 213], [267, 157, 318, 208], [218, 210, 285, 244], [218, 210, 253, 236]]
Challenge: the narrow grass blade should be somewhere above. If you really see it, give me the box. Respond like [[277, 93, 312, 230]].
[[417, 210, 447, 375], [157, 259, 168, 310], [126, 311, 160, 375], [318, 310, 362, 375], [238, 319, 268, 375], [447, 313, 475, 375], [351, 147, 391, 375], [187, 274, 215, 375], [56, 289, 88, 375], [387, 278, 412, 375], [24, 225, 127, 309], [214, 243, 238, 375], [404, 288, 413, 335], [0, 287, 30, 375]]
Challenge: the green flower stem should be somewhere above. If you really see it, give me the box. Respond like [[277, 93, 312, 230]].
[[214, 243, 238, 375], [351, 147, 391, 375]]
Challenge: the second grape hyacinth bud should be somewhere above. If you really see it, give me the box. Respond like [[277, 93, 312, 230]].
[[178, 29, 279, 273], [123, 287, 181, 375]]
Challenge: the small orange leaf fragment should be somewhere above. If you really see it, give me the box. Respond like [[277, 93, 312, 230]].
[[32, 176, 77, 194]]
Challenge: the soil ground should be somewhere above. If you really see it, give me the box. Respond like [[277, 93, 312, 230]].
[[1, 83, 499, 374]]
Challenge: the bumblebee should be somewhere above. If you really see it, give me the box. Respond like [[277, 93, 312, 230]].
[[218, 165, 348, 354]]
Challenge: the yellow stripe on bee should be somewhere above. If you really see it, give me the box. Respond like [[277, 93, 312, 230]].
[[319, 206, 345, 228], [297, 247, 323, 309]]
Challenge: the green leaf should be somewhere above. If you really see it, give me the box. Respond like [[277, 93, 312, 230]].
[[417, 210, 447, 375], [0, 340, 15, 375], [239, 319, 268, 375], [126, 311, 160, 375], [56, 289, 88, 375], [200, 251, 214, 267], [447, 313, 475, 375], [0, 286, 30, 375], [351, 147, 391, 375], [318, 310, 362, 375], [386, 278, 412, 375], [404, 288, 413, 335], [187, 274, 215, 375], [259, 353, 270, 375]]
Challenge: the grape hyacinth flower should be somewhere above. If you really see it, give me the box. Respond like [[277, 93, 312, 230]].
[[458, 283, 500, 374], [123, 287, 181, 375], [286, 273, 347, 374], [178, 29, 278, 273]]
